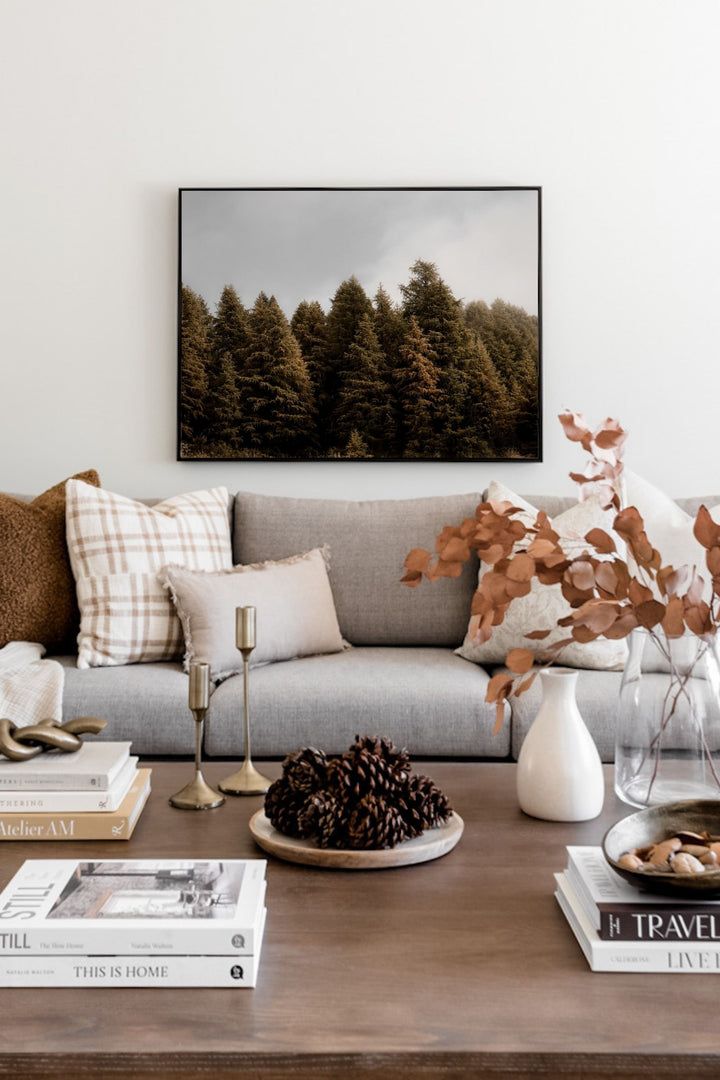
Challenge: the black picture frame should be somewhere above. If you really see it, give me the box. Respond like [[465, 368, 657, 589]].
[[177, 186, 543, 463]]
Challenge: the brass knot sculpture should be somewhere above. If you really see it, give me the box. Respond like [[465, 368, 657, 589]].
[[0, 717, 107, 762]]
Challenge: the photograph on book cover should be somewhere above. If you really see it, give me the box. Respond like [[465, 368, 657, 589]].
[[178, 187, 542, 463], [48, 861, 244, 920]]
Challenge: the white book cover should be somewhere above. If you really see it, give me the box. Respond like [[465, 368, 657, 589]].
[[0, 742, 131, 791], [0, 858, 266, 955], [556, 872, 720, 972], [0, 757, 138, 813], [0, 908, 267, 987], [566, 846, 712, 908]]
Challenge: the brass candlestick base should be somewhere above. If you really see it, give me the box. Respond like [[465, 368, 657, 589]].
[[170, 662, 225, 811], [219, 758, 272, 797], [170, 769, 226, 811]]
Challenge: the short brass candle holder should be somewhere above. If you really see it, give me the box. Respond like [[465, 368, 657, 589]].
[[169, 661, 225, 810], [219, 607, 272, 797]]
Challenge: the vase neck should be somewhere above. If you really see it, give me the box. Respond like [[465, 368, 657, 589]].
[[539, 668, 579, 707], [628, 629, 707, 676]]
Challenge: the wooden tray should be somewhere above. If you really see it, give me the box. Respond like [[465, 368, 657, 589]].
[[248, 809, 464, 869]]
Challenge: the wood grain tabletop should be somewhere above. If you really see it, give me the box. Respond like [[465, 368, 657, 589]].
[[0, 760, 716, 1079]]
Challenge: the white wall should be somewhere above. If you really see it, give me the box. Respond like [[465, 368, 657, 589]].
[[1, 0, 719, 499]]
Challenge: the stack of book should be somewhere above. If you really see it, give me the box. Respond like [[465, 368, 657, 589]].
[[0, 858, 267, 987], [556, 846, 720, 972], [0, 743, 150, 841]]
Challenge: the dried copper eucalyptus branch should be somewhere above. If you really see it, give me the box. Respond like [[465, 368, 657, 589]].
[[402, 414, 720, 774]]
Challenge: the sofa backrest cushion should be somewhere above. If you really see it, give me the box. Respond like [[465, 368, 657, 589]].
[[233, 491, 483, 646]]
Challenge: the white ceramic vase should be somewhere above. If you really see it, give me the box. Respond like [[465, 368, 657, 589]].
[[516, 668, 604, 822]]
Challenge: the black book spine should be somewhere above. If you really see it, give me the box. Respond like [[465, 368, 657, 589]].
[[599, 907, 720, 941]]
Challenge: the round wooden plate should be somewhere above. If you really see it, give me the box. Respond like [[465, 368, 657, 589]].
[[248, 809, 464, 869]]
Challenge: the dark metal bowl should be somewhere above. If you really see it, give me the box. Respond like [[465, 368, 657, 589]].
[[602, 800, 720, 897]]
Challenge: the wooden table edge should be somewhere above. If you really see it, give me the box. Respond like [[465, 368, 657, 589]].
[[0, 1051, 716, 1079]]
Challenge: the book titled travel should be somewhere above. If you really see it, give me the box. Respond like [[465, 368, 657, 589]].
[[0, 769, 150, 841], [556, 871, 720, 972], [0, 857, 267, 955], [567, 846, 720, 942], [0, 756, 138, 814], [0, 742, 131, 792]]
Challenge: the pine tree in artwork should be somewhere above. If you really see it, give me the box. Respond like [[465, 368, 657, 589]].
[[460, 335, 513, 458], [291, 300, 330, 425], [324, 277, 374, 449], [334, 315, 394, 456], [344, 430, 369, 458], [373, 286, 406, 454], [464, 298, 539, 454], [179, 285, 213, 451], [399, 260, 467, 369], [240, 293, 317, 458], [396, 317, 441, 457], [399, 260, 474, 456], [205, 351, 241, 453], [213, 285, 249, 376], [373, 286, 406, 370]]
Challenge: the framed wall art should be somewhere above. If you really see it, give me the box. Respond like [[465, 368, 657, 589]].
[[178, 187, 542, 462]]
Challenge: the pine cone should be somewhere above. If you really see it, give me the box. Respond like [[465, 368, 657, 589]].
[[265, 736, 452, 849], [405, 773, 452, 830], [281, 746, 329, 795], [330, 735, 410, 801], [264, 777, 312, 839], [299, 791, 347, 848], [346, 794, 409, 849], [355, 735, 411, 776]]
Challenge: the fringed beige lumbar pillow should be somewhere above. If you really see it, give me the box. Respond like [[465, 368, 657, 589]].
[[159, 547, 348, 682], [66, 480, 232, 668]]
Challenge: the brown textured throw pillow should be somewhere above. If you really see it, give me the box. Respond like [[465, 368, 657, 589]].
[[0, 470, 101, 651]]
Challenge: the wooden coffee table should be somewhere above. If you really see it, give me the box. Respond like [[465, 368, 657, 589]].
[[0, 761, 718, 1079]]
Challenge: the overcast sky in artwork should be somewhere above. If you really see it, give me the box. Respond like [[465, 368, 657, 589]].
[[181, 188, 539, 318]]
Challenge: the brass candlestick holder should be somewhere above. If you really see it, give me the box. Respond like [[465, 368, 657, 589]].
[[219, 607, 272, 796], [169, 661, 225, 810]]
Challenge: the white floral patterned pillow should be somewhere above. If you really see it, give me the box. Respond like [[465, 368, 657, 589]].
[[456, 481, 627, 671]]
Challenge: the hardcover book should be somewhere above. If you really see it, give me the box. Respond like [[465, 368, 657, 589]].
[[0, 909, 267, 987], [0, 857, 266, 955], [0, 742, 131, 791], [567, 846, 720, 942], [0, 768, 150, 841], [0, 757, 138, 814], [556, 871, 720, 972]]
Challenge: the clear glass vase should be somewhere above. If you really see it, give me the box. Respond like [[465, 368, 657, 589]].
[[615, 629, 720, 807]]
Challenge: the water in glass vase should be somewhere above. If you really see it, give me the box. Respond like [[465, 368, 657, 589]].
[[615, 629, 720, 807]]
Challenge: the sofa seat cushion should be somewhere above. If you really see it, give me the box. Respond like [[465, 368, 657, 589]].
[[507, 667, 623, 762], [58, 657, 192, 755], [205, 647, 510, 758], [233, 491, 483, 647]]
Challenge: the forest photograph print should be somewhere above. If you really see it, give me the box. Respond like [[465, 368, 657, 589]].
[[178, 188, 541, 461]]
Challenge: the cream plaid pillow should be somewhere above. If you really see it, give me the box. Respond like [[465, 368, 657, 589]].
[[66, 480, 232, 668]]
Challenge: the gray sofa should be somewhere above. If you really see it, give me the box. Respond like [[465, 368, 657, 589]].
[[55, 488, 716, 761]]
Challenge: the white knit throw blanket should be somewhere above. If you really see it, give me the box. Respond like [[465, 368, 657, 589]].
[[0, 642, 64, 727]]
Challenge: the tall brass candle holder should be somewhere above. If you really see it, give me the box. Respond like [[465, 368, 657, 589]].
[[219, 607, 272, 796], [169, 661, 225, 810]]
